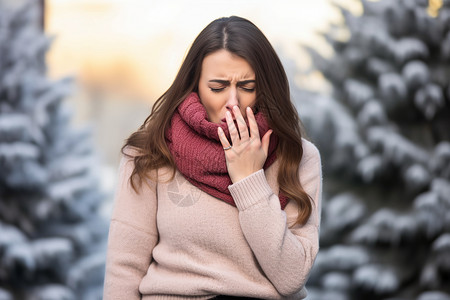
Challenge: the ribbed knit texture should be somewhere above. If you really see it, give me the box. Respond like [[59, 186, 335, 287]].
[[103, 138, 322, 300], [165, 92, 288, 209], [228, 169, 274, 211]]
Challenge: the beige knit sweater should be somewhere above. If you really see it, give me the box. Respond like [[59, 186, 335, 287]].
[[103, 138, 322, 300]]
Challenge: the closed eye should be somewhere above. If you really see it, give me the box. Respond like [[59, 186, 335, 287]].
[[241, 87, 255, 92], [210, 87, 225, 93], [211, 87, 254, 93]]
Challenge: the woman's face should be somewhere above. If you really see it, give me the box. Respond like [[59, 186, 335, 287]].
[[198, 49, 256, 124]]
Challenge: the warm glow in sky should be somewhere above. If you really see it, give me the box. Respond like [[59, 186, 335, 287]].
[[45, 0, 361, 101]]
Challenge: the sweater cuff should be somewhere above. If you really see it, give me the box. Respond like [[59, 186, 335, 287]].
[[228, 169, 273, 211]]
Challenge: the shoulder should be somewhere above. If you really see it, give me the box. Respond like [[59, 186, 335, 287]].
[[298, 138, 322, 187], [265, 138, 321, 186], [300, 138, 321, 166], [119, 146, 149, 172], [117, 146, 139, 177], [121, 145, 143, 159], [118, 146, 160, 191]]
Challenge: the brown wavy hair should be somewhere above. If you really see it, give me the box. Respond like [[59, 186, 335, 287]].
[[122, 16, 312, 225]]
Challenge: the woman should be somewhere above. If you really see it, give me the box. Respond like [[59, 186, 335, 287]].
[[103, 16, 322, 299]]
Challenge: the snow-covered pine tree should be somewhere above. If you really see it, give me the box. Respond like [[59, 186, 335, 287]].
[[0, 1, 107, 299], [294, 0, 450, 299]]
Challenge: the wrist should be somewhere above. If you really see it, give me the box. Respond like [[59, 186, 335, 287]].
[[228, 169, 272, 211], [230, 169, 262, 184]]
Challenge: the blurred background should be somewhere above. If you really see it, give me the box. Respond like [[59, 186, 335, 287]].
[[1, 0, 449, 299], [44, 0, 355, 167]]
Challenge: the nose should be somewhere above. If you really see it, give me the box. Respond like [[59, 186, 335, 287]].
[[225, 87, 239, 112]]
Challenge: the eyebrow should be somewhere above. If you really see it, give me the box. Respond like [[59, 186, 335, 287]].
[[208, 79, 256, 86]]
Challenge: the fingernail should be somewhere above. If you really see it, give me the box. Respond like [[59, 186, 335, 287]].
[[226, 111, 231, 117]]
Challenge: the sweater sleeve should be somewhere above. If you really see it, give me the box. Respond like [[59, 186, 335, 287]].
[[228, 139, 322, 296], [103, 151, 159, 300]]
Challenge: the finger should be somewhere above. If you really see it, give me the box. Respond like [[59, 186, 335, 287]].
[[233, 106, 249, 140], [226, 110, 240, 144], [218, 127, 232, 149], [261, 129, 273, 156], [246, 107, 260, 140]]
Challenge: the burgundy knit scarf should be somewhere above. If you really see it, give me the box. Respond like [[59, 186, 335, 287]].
[[165, 92, 288, 209]]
